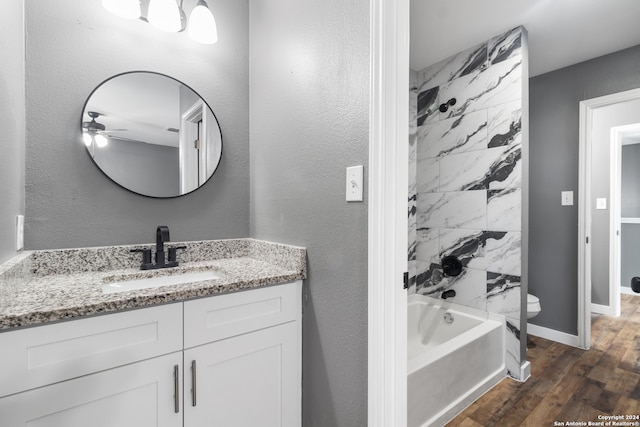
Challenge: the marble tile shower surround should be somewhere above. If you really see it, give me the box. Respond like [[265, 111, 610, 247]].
[[409, 27, 525, 379], [0, 239, 306, 329]]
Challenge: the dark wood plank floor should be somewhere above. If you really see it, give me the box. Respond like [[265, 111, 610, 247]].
[[447, 294, 640, 426]]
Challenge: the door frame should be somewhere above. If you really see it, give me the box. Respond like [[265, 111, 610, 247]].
[[368, 0, 409, 425], [577, 88, 640, 349]]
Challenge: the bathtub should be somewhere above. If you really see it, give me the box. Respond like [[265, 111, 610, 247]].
[[407, 293, 506, 427]]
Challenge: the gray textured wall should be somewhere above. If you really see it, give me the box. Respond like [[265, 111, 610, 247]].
[[590, 100, 640, 305], [622, 144, 640, 218], [621, 223, 640, 292], [0, 1, 25, 264], [529, 44, 640, 334], [93, 139, 180, 197], [25, 0, 249, 249], [249, 0, 369, 425], [620, 144, 640, 291]]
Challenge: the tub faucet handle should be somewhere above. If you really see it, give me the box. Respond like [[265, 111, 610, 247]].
[[441, 289, 456, 299]]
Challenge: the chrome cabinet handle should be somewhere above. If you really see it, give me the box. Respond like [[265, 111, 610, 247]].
[[174, 364, 180, 413], [191, 360, 197, 407]]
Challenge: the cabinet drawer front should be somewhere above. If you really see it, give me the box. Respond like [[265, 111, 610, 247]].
[[184, 281, 301, 348], [0, 303, 182, 397]]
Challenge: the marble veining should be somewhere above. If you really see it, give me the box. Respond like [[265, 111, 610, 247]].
[[410, 26, 526, 380], [488, 101, 522, 148], [417, 86, 439, 127], [488, 27, 522, 65], [439, 56, 522, 119], [418, 41, 487, 90], [418, 110, 488, 159], [0, 239, 307, 330]]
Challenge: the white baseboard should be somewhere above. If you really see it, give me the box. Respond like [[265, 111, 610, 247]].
[[527, 323, 579, 348], [591, 303, 615, 315], [621, 287, 639, 296]]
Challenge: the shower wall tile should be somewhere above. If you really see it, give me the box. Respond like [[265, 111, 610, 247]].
[[417, 86, 439, 127], [411, 26, 526, 379], [488, 27, 522, 66], [439, 56, 522, 119], [415, 227, 439, 264], [417, 191, 487, 230], [488, 101, 522, 148], [505, 323, 521, 379], [415, 261, 443, 292], [409, 77, 418, 294], [486, 272, 521, 323], [439, 228, 485, 267], [418, 41, 487, 90], [417, 110, 488, 159], [444, 267, 487, 311], [438, 144, 520, 191], [484, 232, 521, 277], [438, 229, 521, 277], [487, 144, 521, 190], [408, 260, 417, 294], [487, 188, 521, 231], [416, 157, 439, 193], [416, 263, 487, 311]]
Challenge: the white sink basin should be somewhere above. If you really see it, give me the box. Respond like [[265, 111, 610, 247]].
[[102, 271, 223, 294]]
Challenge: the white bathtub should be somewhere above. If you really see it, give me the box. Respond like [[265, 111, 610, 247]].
[[407, 293, 506, 427]]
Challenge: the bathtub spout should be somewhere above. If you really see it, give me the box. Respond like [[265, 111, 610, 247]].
[[441, 289, 456, 299]]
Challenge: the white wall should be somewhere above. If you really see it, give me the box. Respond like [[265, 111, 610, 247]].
[[0, 1, 25, 263]]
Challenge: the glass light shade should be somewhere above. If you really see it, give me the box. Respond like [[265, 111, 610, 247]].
[[95, 134, 109, 148], [148, 0, 182, 32], [188, 0, 218, 44], [102, 0, 141, 19], [83, 133, 93, 147]]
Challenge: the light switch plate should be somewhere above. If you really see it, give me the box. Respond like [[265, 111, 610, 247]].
[[561, 191, 573, 206], [16, 215, 24, 251], [596, 198, 607, 210], [346, 165, 364, 202]]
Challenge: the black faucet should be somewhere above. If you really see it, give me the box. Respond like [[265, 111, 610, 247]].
[[441, 289, 456, 299], [130, 225, 186, 270], [155, 226, 170, 266]]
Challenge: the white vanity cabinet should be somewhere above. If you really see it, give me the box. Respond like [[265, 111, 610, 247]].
[[0, 281, 302, 427], [182, 282, 301, 427]]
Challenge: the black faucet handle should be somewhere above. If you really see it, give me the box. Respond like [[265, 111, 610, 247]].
[[168, 246, 187, 263], [130, 248, 153, 269]]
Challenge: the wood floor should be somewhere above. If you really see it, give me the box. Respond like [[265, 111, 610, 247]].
[[447, 294, 640, 427]]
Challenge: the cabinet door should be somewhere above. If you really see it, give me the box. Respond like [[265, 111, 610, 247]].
[[0, 352, 183, 427], [184, 321, 300, 427]]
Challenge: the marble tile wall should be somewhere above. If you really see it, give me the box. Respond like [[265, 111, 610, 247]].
[[408, 27, 526, 380]]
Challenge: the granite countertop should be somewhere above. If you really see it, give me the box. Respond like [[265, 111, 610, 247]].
[[0, 239, 306, 331]]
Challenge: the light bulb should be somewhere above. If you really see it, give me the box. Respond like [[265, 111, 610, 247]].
[[83, 133, 93, 147], [95, 134, 109, 148], [188, 0, 218, 44], [102, 0, 141, 20], [148, 0, 182, 32]]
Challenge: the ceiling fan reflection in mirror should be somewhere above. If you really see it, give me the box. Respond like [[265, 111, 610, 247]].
[[82, 111, 128, 148]]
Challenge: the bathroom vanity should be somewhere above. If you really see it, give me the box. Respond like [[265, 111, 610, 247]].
[[0, 239, 306, 427]]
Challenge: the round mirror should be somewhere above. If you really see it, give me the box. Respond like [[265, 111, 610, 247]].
[[81, 71, 222, 198]]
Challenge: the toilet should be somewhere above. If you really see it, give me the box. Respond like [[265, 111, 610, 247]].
[[527, 293, 541, 319]]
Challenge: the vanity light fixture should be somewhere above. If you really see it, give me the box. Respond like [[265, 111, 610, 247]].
[[102, 0, 218, 44], [188, 0, 218, 44], [148, 0, 183, 32]]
